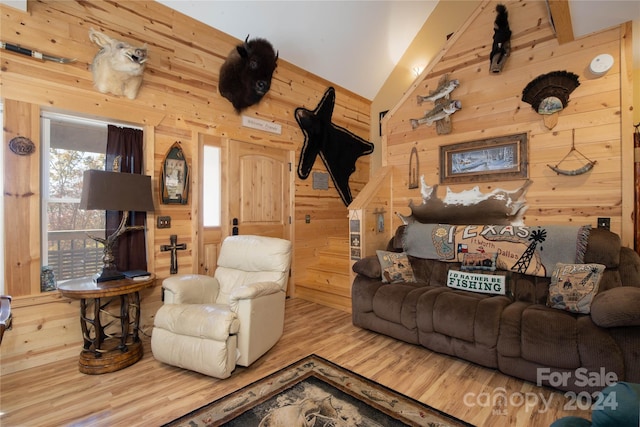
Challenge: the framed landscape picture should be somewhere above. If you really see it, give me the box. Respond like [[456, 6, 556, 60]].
[[440, 133, 528, 184]]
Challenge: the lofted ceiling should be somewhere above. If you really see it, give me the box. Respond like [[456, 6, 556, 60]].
[[156, 0, 438, 100], [156, 1, 639, 101], [1, 0, 637, 100]]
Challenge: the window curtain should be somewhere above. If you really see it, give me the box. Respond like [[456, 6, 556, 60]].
[[105, 125, 147, 272], [635, 123, 639, 253]]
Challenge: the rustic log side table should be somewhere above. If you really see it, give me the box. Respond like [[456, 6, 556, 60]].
[[57, 275, 155, 374]]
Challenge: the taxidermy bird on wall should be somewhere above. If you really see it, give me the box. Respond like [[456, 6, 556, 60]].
[[490, 4, 511, 74], [522, 70, 580, 129]]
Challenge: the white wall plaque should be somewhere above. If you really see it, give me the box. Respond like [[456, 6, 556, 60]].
[[447, 270, 506, 295], [241, 115, 282, 135]]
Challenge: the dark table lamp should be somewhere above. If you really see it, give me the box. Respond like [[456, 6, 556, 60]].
[[80, 170, 155, 282]]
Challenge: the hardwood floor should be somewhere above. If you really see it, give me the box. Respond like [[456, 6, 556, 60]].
[[0, 298, 590, 426]]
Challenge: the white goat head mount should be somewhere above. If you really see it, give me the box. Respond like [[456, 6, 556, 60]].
[[89, 28, 148, 99]]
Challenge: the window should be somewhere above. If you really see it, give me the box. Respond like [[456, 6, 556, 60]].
[[40, 114, 108, 286], [202, 145, 221, 227]]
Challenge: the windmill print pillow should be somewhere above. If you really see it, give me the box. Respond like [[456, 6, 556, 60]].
[[547, 263, 605, 314]]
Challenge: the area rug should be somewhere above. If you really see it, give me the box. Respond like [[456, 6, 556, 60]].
[[163, 354, 474, 427]]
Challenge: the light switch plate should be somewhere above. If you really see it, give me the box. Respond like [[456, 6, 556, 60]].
[[157, 216, 171, 229]]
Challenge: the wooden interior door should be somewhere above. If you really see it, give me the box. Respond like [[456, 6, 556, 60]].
[[229, 140, 293, 241]]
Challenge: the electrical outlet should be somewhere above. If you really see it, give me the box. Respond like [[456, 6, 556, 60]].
[[305, 215, 311, 224], [597, 217, 610, 230], [157, 216, 171, 229]]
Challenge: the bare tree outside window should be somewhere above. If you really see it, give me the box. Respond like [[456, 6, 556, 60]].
[[42, 115, 109, 286]]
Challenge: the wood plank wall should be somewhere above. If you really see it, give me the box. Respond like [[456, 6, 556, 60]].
[[0, 0, 370, 374], [383, 0, 634, 245]]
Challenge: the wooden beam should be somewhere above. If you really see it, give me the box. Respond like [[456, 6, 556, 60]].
[[547, 0, 575, 44]]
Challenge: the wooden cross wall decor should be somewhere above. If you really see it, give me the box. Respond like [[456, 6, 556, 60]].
[[161, 234, 187, 274]]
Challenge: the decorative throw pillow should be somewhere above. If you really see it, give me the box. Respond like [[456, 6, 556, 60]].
[[547, 263, 605, 314], [461, 252, 498, 271], [376, 250, 415, 284]]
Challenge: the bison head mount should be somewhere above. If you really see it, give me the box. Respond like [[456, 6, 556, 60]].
[[219, 35, 278, 112]]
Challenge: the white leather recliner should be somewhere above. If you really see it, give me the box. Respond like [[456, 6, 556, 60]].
[[151, 235, 292, 378]]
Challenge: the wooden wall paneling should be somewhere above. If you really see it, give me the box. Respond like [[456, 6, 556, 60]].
[[382, 0, 631, 242], [0, 284, 162, 376], [0, 295, 81, 375], [0, 0, 371, 372], [3, 100, 41, 297], [619, 22, 635, 247]]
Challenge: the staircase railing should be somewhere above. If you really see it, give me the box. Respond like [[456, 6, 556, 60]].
[[347, 166, 396, 274]]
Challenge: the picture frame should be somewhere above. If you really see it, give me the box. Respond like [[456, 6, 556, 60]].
[[160, 141, 189, 204], [440, 133, 528, 184]]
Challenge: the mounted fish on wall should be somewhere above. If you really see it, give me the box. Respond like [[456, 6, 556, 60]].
[[412, 74, 461, 135], [89, 29, 148, 100], [521, 70, 580, 130], [490, 4, 511, 74]]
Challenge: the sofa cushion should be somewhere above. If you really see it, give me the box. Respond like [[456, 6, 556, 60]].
[[433, 291, 479, 342], [417, 288, 510, 345], [520, 305, 580, 368], [583, 228, 621, 268], [590, 286, 640, 327], [352, 255, 381, 279], [547, 263, 605, 314], [409, 256, 456, 286], [377, 250, 415, 283], [373, 283, 416, 323]]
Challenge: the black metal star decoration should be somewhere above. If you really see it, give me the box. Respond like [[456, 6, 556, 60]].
[[295, 87, 374, 206]]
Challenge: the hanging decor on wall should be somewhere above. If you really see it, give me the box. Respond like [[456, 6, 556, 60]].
[[8, 136, 35, 156], [489, 4, 511, 74], [89, 28, 148, 100], [521, 70, 580, 130], [160, 141, 190, 205], [399, 177, 532, 226], [0, 41, 76, 63], [295, 86, 374, 206], [408, 146, 420, 189], [440, 133, 528, 184], [547, 129, 597, 176], [412, 74, 461, 135], [160, 234, 187, 274]]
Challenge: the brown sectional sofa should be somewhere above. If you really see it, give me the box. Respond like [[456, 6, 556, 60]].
[[351, 225, 640, 393]]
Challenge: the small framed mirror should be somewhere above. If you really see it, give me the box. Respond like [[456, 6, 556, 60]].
[[160, 141, 189, 204]]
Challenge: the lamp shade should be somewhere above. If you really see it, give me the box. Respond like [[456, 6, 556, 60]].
[[80, 169, 154, 212]]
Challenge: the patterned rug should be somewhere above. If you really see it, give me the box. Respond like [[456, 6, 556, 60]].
[[163, 354, 474, 427]]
